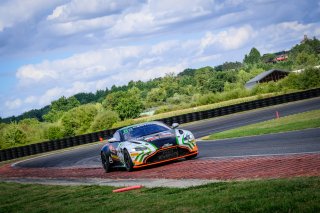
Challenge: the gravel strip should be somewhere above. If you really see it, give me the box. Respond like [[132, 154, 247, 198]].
[[0, 177, 218, 188]]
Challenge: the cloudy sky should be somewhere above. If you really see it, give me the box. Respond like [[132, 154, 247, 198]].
[[0, 0, 319, 118]]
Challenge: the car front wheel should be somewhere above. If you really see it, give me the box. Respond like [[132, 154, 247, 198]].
[[101, 153, 111, 173], [123, 149, 134, 172]]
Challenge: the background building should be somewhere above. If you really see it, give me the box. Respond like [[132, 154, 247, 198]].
[[245, 69, 290, 89]]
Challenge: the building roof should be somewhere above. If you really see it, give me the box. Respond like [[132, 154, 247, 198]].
[[246, 69, 289, 84]]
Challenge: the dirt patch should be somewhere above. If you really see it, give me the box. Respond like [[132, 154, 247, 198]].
[[1, 154, 319, 180]]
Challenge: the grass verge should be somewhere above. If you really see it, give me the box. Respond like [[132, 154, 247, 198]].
[[205, 109, 320, 140], [113, 92, 284, 128], [0, 177, 319, 212]]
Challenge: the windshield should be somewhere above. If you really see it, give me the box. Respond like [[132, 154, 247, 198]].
[[120, 123, 170, 140]]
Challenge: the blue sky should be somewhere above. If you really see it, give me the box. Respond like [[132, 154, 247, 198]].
[[0, 0, 320, 118]]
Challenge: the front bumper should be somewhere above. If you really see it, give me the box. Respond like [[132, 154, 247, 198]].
[[133, 145, 198, 169]]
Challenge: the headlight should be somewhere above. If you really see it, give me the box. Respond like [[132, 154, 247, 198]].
[[184, 134, 194, 142], [134, 146, 148, 151]]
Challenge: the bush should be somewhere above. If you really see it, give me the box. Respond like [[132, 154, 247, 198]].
[[197, 93, 218, 105], [298, 67, 320, 89], [115, 97, 144, 120], [90, 110, 120, 131], [2, 123, 27, 148], [278, 68, 320, 90], [154, 103, 190, 114], [167, 93, 189, 105], [18, 118, 43, 142], [146, 88, 167, 106], [45, 125, 65, 140], [251, 81, 280, 95], [62, 104, 98, 136]]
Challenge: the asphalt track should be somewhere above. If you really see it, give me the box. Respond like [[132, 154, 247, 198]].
[[14, 97, 320, 169]]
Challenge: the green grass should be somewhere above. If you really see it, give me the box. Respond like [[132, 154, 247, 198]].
[[0, 177, 320, 212], [205, 109, 320, 140], [113, 92, 284, 128]]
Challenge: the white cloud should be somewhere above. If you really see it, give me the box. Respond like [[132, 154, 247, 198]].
[[192, 54, 221, 64], [45, 0, 141, 37], [47, 15, 116, 36], [0, 0, 59, 31], [109, 10, 155, 37], [16, 46, 143, 87], [25, 96, 37, 104], [5, 99, 22, 110], [16, 63, 58, 83], [109, 0, 215, 37], [138, 57, 162, 67], [38, 87, 64, 106], [47, 4, 65, 21], [47, 0, 135, 21], [200, 25, 254, 53], [255, 21, 320, 53], [150, 40, 179, 55]]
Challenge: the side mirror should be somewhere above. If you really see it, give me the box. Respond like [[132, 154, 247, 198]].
[[171, 123, 179, 129], [108, 138, 118, 143]]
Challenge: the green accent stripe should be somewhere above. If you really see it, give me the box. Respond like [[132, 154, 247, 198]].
[[139, 152, 151, 162], [149, 143, 157, 150], [182, 137, 193, 150], [136, 152, 145, 162]]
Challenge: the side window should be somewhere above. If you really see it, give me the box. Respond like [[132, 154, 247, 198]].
[[113, 131, 121, 142]]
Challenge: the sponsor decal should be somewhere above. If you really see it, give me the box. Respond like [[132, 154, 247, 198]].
[[130, 152, 139, 157], [144, 132, 173, 142]]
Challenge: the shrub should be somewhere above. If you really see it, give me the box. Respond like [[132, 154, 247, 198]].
[[146, 88, 167, 106], [278, 68, 320, 90], [298, 67, 320, 89], [18, 118, 43, 142], [167, 93, 189, 105], [90, 110, 120, 131], [154, 103, 190, 114], [62, 104, 98, 136], [45, 125, 65, 140], [2, 123, 27, 148], [115, 97, 144, 120]]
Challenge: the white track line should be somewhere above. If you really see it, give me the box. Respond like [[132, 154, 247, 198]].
[[199, 151, 320, 160], [11, 142, 103, 168]]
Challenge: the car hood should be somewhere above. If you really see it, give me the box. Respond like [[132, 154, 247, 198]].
[[133, 130, 177, 149]]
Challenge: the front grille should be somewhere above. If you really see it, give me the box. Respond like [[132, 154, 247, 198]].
[[146, 147, 190, 164], [148, 137, 177, 148]]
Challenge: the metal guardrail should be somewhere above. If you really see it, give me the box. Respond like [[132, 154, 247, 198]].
[[1, 87, 320, 162]]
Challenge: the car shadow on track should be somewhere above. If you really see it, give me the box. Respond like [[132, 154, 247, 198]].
[[109, 157, 199, 173]]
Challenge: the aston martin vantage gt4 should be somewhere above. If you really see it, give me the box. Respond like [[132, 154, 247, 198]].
[[101, 121, 198, 172]]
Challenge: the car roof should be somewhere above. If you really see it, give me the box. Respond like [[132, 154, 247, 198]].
[[117, 121, 165, 131]]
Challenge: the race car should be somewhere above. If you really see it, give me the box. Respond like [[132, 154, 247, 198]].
[[100, 121, 198, 172]]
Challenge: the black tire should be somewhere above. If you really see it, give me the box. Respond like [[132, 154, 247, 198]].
[[101, 153, 111, 173], [186, 153, 198, 160], [123, 149, 134, 172]]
